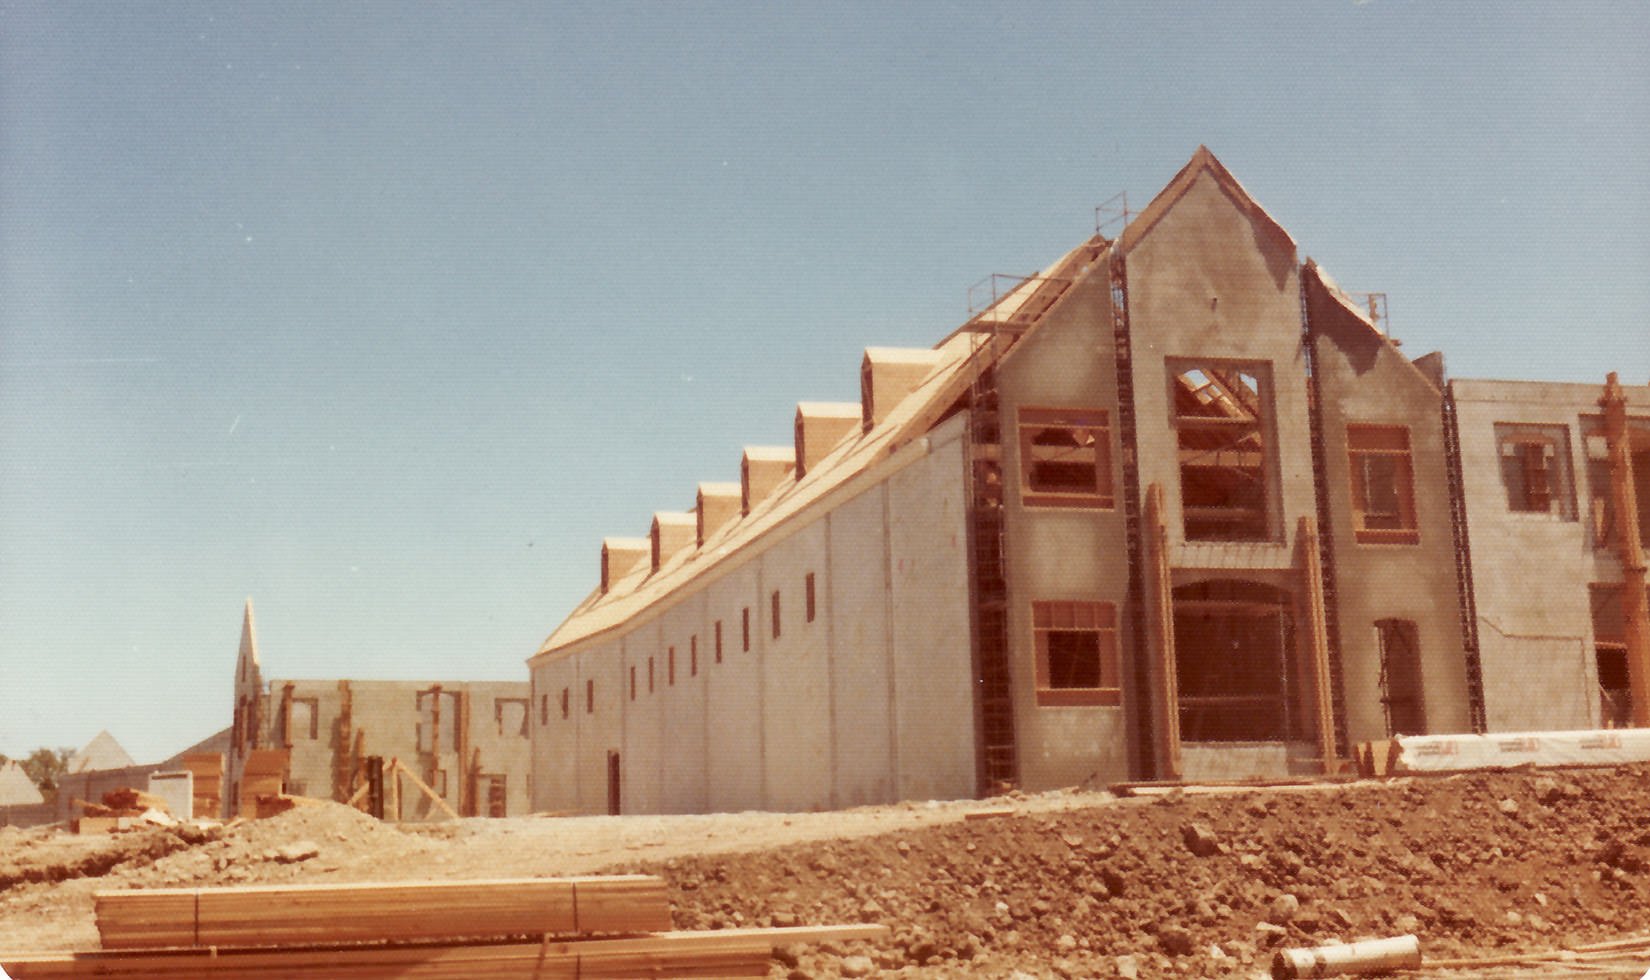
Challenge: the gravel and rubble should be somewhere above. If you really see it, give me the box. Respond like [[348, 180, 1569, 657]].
[[2, 764, 1648, 978]]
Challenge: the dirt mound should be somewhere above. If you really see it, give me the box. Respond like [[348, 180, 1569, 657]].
[[640, 767, 1650, 977]]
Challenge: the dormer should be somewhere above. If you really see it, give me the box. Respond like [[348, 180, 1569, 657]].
[[650, 512, 697, 572], [600, 538, 649, 594], [861, 348, 944, 430], [741, 446, 795, 515], [794, 402, 861, 478], [696, 482, 742, 546]]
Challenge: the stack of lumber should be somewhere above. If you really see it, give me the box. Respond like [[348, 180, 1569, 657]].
[[178, 753, 222, 819], [236, 749, 288, 819], [74, 789, 174, 834], [1, 875, 888, 979], [250, 792, 327, 820]]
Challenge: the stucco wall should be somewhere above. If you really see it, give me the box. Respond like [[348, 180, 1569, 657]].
[[530, 415, 974, 814], [1452, 379, 1650, 732], [1306, 269, 1474, 741]]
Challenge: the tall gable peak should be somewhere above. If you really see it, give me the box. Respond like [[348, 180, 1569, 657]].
[[1119, 146, 1295, 258]]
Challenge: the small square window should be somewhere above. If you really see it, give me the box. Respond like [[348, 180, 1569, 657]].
[[1031, 600, 1121, 707], [1017, 408, 1113, 508]]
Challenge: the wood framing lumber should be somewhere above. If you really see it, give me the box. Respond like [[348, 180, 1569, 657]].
[[391, 759, 460, 821], [94, 876, 671, 949], [101, 789, 169, 814], [4, 924, 886, 979]]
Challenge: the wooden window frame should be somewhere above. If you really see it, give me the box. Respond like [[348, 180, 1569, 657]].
[[1495, 423, 1573, 519], [1169, 362, 1273, 542], [1031, 600, 1121, 708], [1346, 424, 1419, 545], [1016, 407, 1114, 509]]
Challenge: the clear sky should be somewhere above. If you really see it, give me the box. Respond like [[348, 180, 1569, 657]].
[[2, 1, 1646, 763]]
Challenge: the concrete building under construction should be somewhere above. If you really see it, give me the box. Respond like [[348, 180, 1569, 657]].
[[228, 601, 532, 820], [527, 148, 1648, 816]]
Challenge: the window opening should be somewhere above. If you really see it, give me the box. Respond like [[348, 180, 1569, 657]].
[[742, 607, 751, 651], [1171, 364, 1272, 541], [585, 679, 593, 714], [539, 693, 549, 726], [690, 636, 698, 676], [1171, 580, 1300, 741], [771, 590, 782, 639], [1031, 601, 1120, 707], [715, 620, 724, 663], [1347, 425, 1418, 544], [559, 687, 569, 720], [494, 698, 529, 737], [805, 573, 817, 622], [668, 647, 676, 686], [1593, 585, 1632, 728], [648, 657, 655, 694], [1495, 423, 1574, 518], [1017, 408, 1113, 508], [1375, 619, 1426, 735], [287, 697, 319, 742], [629, 666, 636, 701]]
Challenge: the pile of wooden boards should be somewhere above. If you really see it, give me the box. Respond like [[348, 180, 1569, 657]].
[[74, 789, 175, 835], [1, 875, 888, 979]]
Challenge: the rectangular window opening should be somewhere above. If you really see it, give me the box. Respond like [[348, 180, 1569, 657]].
[[690, 636, 699, 676], [1017, 407, 1114, 508], [1348, 424, 1419, 544], [559, 687, 569, 720], [771, 590, 782, 639], [805, 573, 817, 622], [1496, 423, 1575, 519], [1032, 600, 1121, 707], [715, 620, 724, 663], [742, 608, 751, 651], [585, 679, 594, 715], [1171, 363, 1272, 541], [668, 647, 676, 686]]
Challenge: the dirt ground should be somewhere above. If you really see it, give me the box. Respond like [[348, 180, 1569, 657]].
[[2, 765, 1648, 978]]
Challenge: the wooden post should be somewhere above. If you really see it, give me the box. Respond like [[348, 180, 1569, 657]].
[[333, 680, 353, 802], [455, 691, 471, 817], [279, 683, 295, 749], [1600, 373, 1650, 727], [1298, 517, 1339, 774], [388, 756, 401, 822], [391, 759, 460, 821], [1143, 483, 1181, 781]]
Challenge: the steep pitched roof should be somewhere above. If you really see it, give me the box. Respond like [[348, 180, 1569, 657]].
[[0, 760, 44, 806], [534, 148, 1264, 661], [67, 730, 135, 774]]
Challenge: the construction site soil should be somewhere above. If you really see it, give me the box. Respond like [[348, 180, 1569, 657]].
[[2, 764, 1648, 978]]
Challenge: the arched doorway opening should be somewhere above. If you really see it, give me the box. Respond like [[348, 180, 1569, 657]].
[[1171, 580, 1303, 742]]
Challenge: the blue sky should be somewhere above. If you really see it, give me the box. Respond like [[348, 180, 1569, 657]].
[[2, 1, 1646, 763]]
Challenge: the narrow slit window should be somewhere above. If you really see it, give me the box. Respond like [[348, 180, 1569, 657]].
[[668, 646, 676, 686], [585, 679, 594, 714], [648, 657, 655, 693], [771, 590, 782, 639], [690, 636, 699, 676], [805, 573, 817, 622], [559, 687, 569, 720], [1031, 600, 1121, 707], [742, 607, 751, 651], [1017, 408, 1113, 508], [715, 620, 724, 663], [629, 665, 636, 701], [1347, 424, 1418, 544], [539, 693, 549, 727]]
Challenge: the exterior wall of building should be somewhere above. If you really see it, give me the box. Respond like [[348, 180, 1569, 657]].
[[530, 415, 974, 815], [1452, 379, 1650, 732], [1305, 269, 1474, 742], [240, 679, 531, 820], [995, 266, 1136, 790]]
